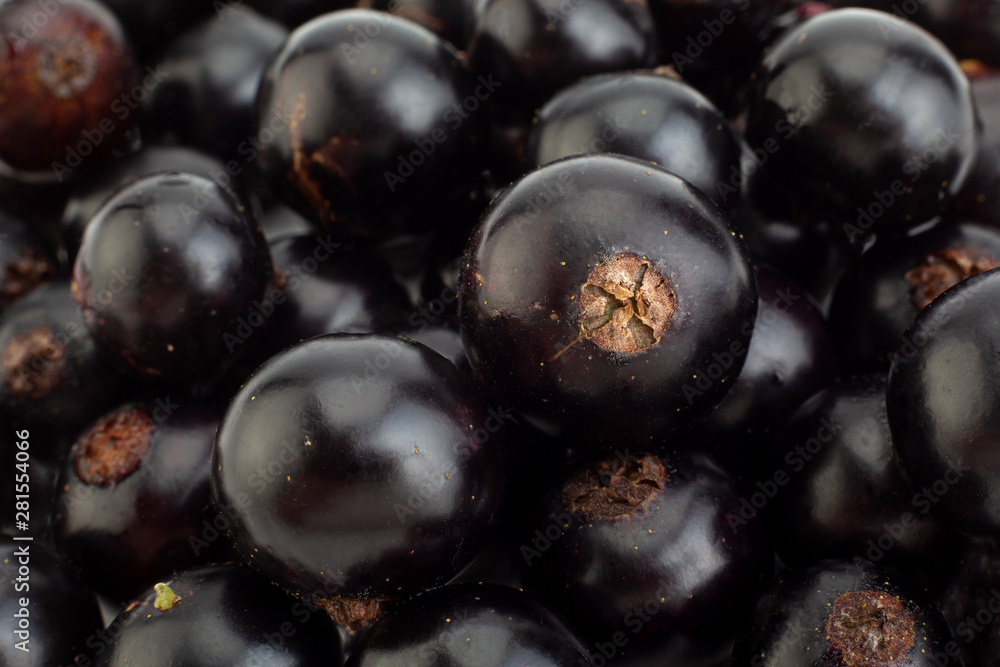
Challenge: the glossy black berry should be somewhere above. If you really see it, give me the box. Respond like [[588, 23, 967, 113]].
[[256, 9, 488, 239], [764, 374, 957, 590], [467, 0, 657, 121], [0, 536, 103, 667], [830, 221, 1000, 371], [212, 334, 506, 632], [72, 172, 273, 380], [745, 8, 979, 233], [887, 267, 1000, 541], [98, 564, 344, 666], [525, 72, 742, 219], [685, 264, 835, 478], [459, 154, 757, 444], [141, 7, 288, 161], [345, 583, 590, 666], [0, 0, 140, 180], [59, 146, 238, 265], [0, 280, 121, 460], [519, 450, 771, 666], [732, 559, 961, 667], [53, 400, 229, 603]]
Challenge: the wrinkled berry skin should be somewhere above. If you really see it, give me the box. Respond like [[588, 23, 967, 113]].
[[212, 334, 506, 616], [0, 0, 139, 177], [99, 565, 344, 667], [72, 172, 273, 381], [459, 154, 756, 446], [0, 209, 58, 312], [256, 9, 487, 239], [830, 222, 1000, 371], [887, 268, 1000, 542], [745, 9, 979, 232], [519, 450, 770, 667], [346, 583, 591, 666], [0, 280, 121, 459], [732, 559, 960, 667]]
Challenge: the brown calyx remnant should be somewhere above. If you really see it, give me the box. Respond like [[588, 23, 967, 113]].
[[1, 327, 67, 399], [2, 248, 57, 307], [37, 34, 98, 99], [562, 453, 667, 521], [903, 247, 999, 310], [554, 253, 675, 360], [74, 407, 155, 486], [825, 590, 916, 667], [317, 596, 389, 634]]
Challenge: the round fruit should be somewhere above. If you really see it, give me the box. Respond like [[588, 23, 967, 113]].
[[458, 154, 756, 444], [212, 334, 506, 631], [0, 536, 103, 667], [732, 559, 960, 666], [54, 400, 229, 603], [518, 449, 770, 666], [525, 72, 742, 219], [887, 267, 1000, 541], [830, 221, 1000, 371], [765, 374, 957, 589], [0, 0, 139, 178], [345, 583, 590, 666], [72, 172, 273, 380], [745, 8, 979, 232], [256, 9, 487, 238], [98, 564, 344, 666], [467, 0, 656, 121]]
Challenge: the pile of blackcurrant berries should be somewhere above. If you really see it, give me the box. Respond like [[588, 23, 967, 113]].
[[2, 0, 1000, 664]]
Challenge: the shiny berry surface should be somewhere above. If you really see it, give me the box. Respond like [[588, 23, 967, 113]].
[[525, 72, 742, 219], [887, 267, 1000, 541], [256, 9, 487, 238], [212, 334, 506, 630], [345, 583, 590, 666], [745, 8, 979, 232], [459, 154, 756, 444], [99, 564, 344, 666], [72, 172, 273, 380], [54, 400, 228, 603]]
